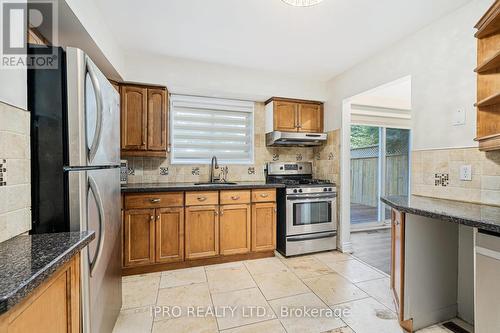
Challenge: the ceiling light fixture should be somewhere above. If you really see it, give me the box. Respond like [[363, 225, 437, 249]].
[[281, 0, 324, 7]]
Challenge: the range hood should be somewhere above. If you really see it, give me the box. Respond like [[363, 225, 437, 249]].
[[266, 131, 328, 147]]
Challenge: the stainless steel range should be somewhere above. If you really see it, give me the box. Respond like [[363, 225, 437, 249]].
[[266, 162, 337, 256]]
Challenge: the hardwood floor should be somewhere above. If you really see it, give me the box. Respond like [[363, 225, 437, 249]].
[[350, 228, 391, 275]]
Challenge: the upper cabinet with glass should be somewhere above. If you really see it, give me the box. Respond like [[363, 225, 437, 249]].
[[265, 97, 324, 133], [120, 83, 168, 157]]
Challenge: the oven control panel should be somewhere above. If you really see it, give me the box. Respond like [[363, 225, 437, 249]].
[[286, 187, 337, 195]]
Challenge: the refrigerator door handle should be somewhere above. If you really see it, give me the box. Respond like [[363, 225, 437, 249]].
[[86, 58, 103, 164], [88, 176, 105, 277]]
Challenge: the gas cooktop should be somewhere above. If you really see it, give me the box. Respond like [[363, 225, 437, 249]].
[[267, 179, 336, 187]]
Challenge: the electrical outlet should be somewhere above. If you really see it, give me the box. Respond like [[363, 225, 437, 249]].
[[460, 165, 472, 181]]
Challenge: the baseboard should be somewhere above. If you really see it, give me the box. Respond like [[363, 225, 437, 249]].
[[338, 241, 353, 254], [122, 251, 275, 276]]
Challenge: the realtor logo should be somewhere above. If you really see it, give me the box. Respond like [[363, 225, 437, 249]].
[[1, 0, 58, 68]]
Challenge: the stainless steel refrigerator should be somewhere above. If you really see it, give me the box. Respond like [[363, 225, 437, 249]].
[[28, 46, 122, 333]]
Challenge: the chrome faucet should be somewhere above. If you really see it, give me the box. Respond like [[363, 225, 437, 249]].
[[209, 156, 220, 183]]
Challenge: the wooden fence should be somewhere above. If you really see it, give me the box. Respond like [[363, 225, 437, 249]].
[[350, 154, 408, 207]]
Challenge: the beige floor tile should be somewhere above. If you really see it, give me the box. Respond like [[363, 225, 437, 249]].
[[205, 261, 245, 271], [155, 283, 212, 320], [313, 251, 353, 265], [123, 272, 161, 283], [416, 325, 450, 333], [303, 273, 369, 306], [112, 307, 153, 333], [323, 327, 356, 333], [253, 270, 310, 300], [220, 319, 286, 333], [122, 274, 160, 309], [355, 278, 396, 312], [282, 255, 333, 279], [160, 267, 206, 289], [152, 315, 218, 333], [211, 288, 276, 330], [326, 259, 385, 283], [336, 298, 403, 333], [206, 265, 256, 293], [244, 257, 289, 276], [269, 293, 345, 333]]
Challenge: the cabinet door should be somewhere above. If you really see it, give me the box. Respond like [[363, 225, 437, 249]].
[[123, 209, 155, 267], [156, 207, 184, 263], [147, 88, 167, 151], [220, 204, 251, 255], [274, 101, 298, 132], [298, 103, 323, 133], [251, 202, 276, 252], [391, 209, 405, 321], [121, 86, 148, 150], [185, 205, 219, 260]]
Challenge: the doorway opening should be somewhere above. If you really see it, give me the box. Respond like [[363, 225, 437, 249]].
[[339, 76, 411, 274]]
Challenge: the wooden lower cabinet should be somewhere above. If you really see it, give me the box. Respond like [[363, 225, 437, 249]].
[[391, 209, 412, 332], [185, 205, 219, 260], [124, 209, 155, 267], [0, 254, 80, 333], [220, 204, 251, 255], [252, 202, 276, 252], [156, 207, 184, 263]]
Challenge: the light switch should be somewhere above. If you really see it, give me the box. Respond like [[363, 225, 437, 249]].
[[452, 109, 466, 126], [460, 165, 472, 181]]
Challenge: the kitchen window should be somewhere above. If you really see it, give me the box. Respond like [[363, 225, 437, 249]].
[[170, 95, 254, 164]]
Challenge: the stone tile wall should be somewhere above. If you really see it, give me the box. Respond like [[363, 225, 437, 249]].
[[412, 148, 500, 205], [0, 101, 31, 243]]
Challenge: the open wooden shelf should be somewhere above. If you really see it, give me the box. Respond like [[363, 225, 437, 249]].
[[475, 49, 500, 73], [475, 92, 500, 107], [475, 1, 500, 38], [475, 133, 500, 151]]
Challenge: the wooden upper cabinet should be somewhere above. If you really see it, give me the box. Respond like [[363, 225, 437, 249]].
[[298, 103, 323, 133], [121, 86, 147, 151], [147, 88, 168, 151], [156, 207, 184, 263], [251, 202, 276, 252], [185, 205, 220, 260], [274, 101, 298, 132], [219, 204, 251, 256], [120, 83, 168, 157], [266, 97, 324, 133], [123, 209, 155, 267]]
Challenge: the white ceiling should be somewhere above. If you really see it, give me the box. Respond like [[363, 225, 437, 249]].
[[94, 0, 471, 81]]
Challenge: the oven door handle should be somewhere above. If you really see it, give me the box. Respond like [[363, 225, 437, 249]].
[[287, 231, 337, 242], [287, 193, 337, 200]]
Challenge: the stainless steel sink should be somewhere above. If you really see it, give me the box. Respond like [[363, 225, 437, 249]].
[[194, 182, 238, 186]]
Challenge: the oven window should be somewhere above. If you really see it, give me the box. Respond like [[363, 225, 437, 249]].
[[293, 201, 331, 226]]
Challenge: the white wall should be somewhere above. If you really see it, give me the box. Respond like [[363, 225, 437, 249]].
[[0, 69, 26, 110], [325, 0, 493, 150], [124, 52, 328, 102]]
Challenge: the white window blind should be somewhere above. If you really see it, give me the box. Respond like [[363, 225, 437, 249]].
[[170, 95, 254, 164]]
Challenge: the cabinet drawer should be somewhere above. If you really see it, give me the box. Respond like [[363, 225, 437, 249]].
[[252, 189, 276, 202], [220, 190, 251, 205], [185, 191, 219, 206], [125, 192, 184, 209]]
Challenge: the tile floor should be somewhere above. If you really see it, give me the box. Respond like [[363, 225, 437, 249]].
[[113, 251, 470, 333]]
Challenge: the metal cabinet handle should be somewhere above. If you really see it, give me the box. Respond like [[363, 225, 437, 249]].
[[231, 196, 240, 200], [274, 208, 277, 212], [220, 209, 224, 215], [150, 198, 161, 203], [150, 215, 154, 221], [197, 196, 207, 201], [157, 215, 160, 220], [260, 193, 269, 198], [215, 210, 219, 216]]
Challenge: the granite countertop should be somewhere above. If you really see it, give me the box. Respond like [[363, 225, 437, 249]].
[[381, 195, 500, 233], [0, 231, 95, 314], [121, 181, 286, 193]]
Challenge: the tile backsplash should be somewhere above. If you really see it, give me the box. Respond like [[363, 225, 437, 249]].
[[126, 102, 340, 185], [412, 147, 500, 205], [0, 101, 31, 243]]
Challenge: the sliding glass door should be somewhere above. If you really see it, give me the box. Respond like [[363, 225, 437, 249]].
[[350, 125, 410, 229]]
